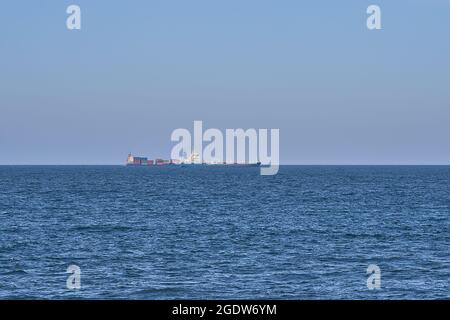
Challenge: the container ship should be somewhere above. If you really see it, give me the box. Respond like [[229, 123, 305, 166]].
[[126, 153, 172, 166], [126, 153, 260, 167]]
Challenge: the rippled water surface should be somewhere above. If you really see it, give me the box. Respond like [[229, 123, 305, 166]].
[[0, 166, 449, 299]]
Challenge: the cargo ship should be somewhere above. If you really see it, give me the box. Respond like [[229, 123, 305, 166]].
[[126, 153, 260, 167]]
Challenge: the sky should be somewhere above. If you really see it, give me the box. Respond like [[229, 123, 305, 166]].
[[0, 0, 449, 164]]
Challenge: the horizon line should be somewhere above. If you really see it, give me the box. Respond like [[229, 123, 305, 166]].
[[1, 164, 450, 166]]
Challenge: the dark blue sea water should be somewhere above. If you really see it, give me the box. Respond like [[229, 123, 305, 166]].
[[0, 166, 449, 299]]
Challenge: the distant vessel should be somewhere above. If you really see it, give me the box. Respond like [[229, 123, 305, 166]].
[[126, 153, 260, 167]]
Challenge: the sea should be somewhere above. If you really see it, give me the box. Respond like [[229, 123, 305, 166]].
[[0, 165, 449, 299]]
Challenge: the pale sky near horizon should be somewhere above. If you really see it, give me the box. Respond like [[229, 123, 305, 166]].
[[1, 0, 449, 164]]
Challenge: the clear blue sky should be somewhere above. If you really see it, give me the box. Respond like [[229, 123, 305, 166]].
[[1, 0, 449, 164]]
